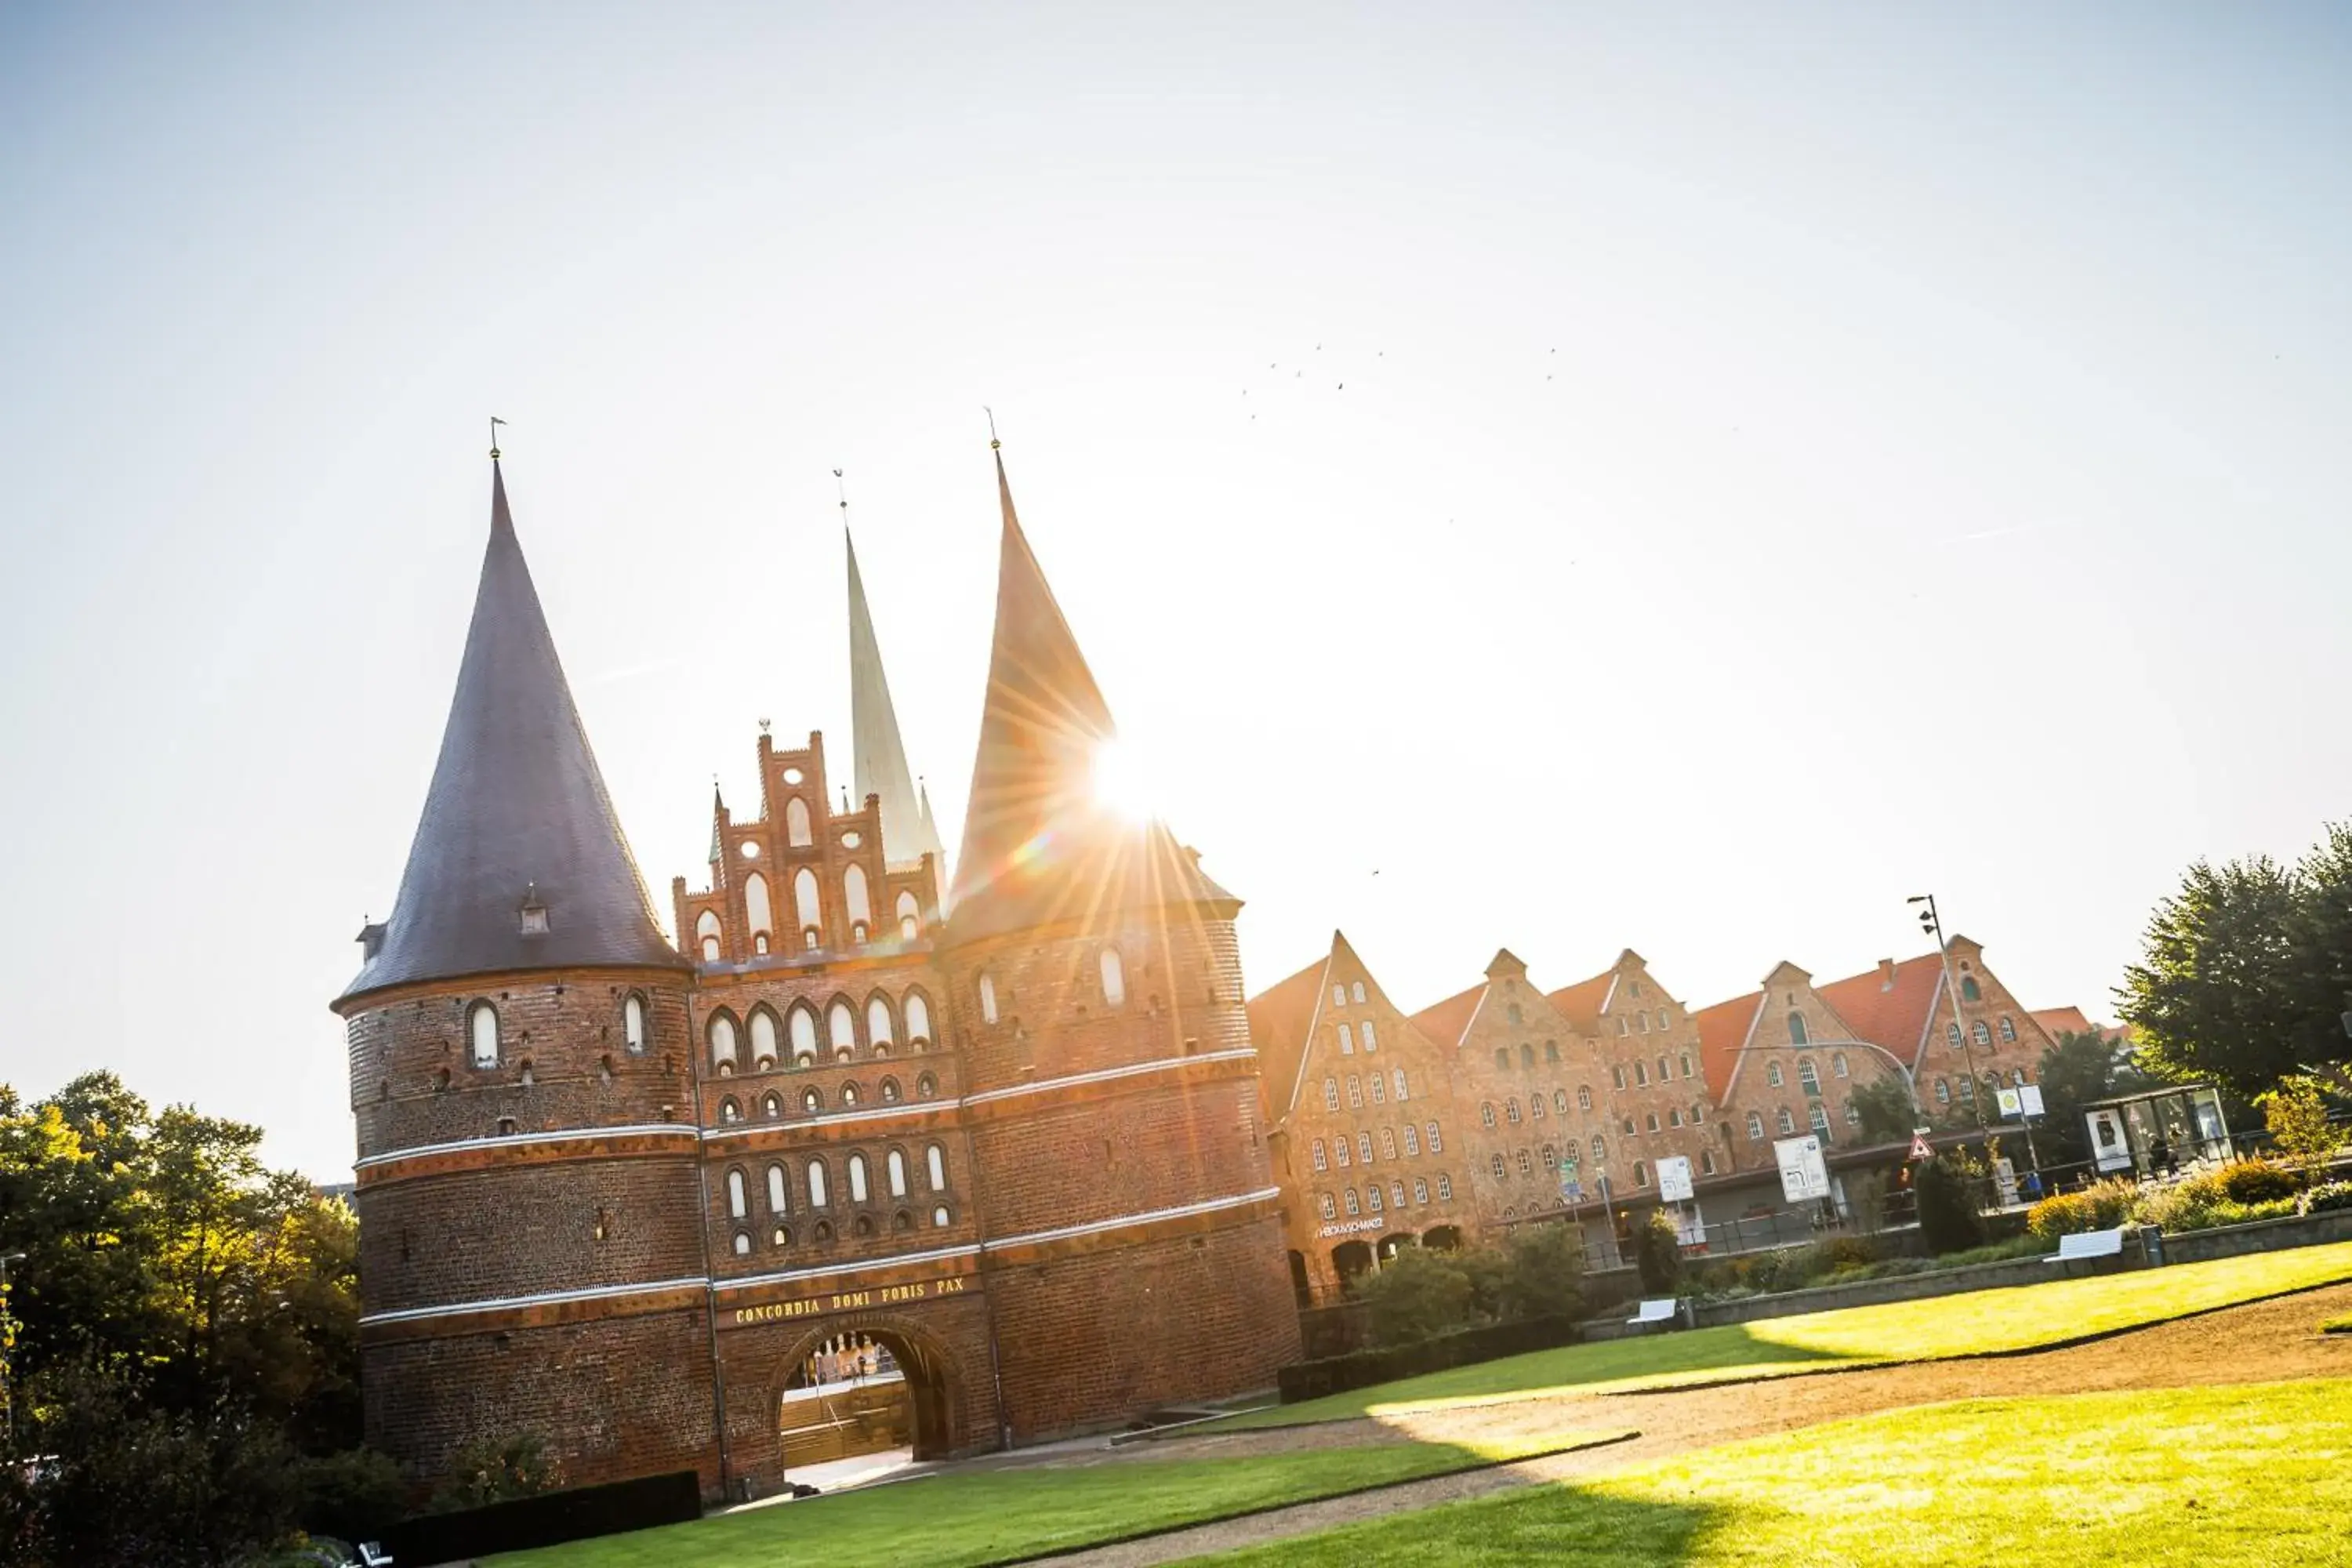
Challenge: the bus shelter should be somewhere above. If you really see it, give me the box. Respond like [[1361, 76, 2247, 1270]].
[[2079, 1084, 2232, 1177]]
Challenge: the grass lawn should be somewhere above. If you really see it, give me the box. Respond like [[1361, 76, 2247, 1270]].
[[1203, 1377, 2352, 1566], [1207, 1239, 2352, 1430], [483, 1428, 1626, 1568], [2325, 1313, 2352, 1334]]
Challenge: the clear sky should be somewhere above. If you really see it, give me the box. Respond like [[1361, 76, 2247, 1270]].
[[2, 4, 2346, 1180]]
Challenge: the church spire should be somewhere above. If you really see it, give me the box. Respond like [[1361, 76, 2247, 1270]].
[[947, 441, 1234, 937], [340, 457, 683, 1002], [845, 517, 946, 875]]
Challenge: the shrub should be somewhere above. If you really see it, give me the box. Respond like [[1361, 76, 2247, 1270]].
[[1493, 1221, 1585, 1323], [1635, 1209, 1682, 1294], [1916, 1150, 1986, 1253], [2027, 1179, 2137, 1239], [2219, 1159, 2299, 1204], [1352, 1246, 1476, 1348], [1742, 1247, 1802, 1294], [2132, 1167, 2301, 1232], [2301, 1181, 2352, 1217], [431, 1432, 564, 1512]]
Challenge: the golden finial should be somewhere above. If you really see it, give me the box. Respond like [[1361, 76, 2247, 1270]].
[[985, 406, 1000, 451]]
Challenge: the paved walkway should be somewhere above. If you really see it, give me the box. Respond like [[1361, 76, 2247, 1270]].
[[1031, 1279, 2352, 1565]]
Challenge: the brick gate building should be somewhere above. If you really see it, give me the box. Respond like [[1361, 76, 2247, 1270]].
[[336, 447, 1298, 1500]]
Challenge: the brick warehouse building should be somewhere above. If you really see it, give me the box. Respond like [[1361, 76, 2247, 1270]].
[[336, 449, 1298, 1498]]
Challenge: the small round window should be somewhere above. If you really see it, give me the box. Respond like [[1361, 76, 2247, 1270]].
[[782, 766, 804, 785], [840, 831, 862, 849], [739, 840, 760, 858]]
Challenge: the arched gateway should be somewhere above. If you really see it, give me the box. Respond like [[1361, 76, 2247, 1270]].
[[772, 1320, 962, 1468]]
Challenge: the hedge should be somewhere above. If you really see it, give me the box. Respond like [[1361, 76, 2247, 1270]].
[[1276, 1315, 1584, 1404]]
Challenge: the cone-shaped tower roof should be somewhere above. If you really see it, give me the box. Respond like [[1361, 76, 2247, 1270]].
[[947, 448, 1236, 941], [339, 461, 684, 1004], [847, 526, 946, 873]]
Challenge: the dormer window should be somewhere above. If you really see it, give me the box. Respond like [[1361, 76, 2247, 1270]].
[[518, 898, 549, 937]]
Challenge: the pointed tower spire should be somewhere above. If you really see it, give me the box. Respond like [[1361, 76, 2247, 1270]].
[[842, 490, 948, 878], [948, 439, 1233, 937], [340, 458, 682, 1001]]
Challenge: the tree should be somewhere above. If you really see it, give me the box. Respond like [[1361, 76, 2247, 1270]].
[[2034, 1030, 2142, 1167], [2257, 1076, 2347, 1181], [1350, 1246, 1475, 1348], [1634, 1208, 1682, 1294], [1849, 1079, 1917, 1145], [2119, 824, 2352, 1099], [1491, 1221, 1584, 1322], [1914, 1149, 1985, 1254]]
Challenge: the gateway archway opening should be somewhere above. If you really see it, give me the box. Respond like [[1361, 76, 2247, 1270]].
[[778, 1327, 957, 1478]]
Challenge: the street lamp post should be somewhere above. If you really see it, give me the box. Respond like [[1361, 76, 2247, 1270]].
[[1909, 894, 1991, 1139]]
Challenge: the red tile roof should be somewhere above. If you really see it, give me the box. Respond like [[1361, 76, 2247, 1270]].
[[1816, 952, 1947, 1068], [1243, 950, 1330, 1123], [1693, 992, 1761, 1099], [1544, 971, 1614, 1035], [1410, 982, 1485, 1051], [2029, 1006, 2095, 1040]]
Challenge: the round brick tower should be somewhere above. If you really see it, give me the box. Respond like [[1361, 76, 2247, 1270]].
[[942, 449, 1301, 1439], [334, 459, 716, 1494]]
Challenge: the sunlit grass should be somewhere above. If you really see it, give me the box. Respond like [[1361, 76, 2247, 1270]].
[[483, 1428, 1627, 1568], [1203, 1240, 2352, 1430], [1200, 1378, 2352, 1566]]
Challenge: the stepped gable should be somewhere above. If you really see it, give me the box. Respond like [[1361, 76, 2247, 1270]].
[[340, 460, 682, 1002], [946, 448, 1233, 941]]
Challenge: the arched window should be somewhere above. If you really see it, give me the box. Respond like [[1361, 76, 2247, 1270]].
[[1766, 1062, 1784, 1087], [1679, 1052, 1693, 1078], [1347, 1075, 1363, 1109], [789, 1006, 820, 1066], [1787, 1012, 1809, 1045], [927, 1144, 947, 1191], [1345, 1189, 1361, 1215], [1334, 1136, 1351, 1167], [1480, 1102, 1497, 1127], [708, 1013, 739, 1072], [2010, 1066, 2027, 1086], [1381, 1127, 1397, 1160], [1577, 1085, 1592, 1110], [622, 993, 648, 1054], [1425, 1121, 1443, 1153], [867, 995, 896, 1051], [1352, 981, 1367, 1004], [1490, 1154, 1507, 1181], [1414, 1178, 1428, 1203], [762, 1091, 782, 1119], [1515, 1148, 1533, 1175], [1545, 1040, 1559, 1062], [1367, 1183, 1384, 1213], [1973, 1020, 1992, 1047], [1935, 1078, 1951, 1105], [1617, 1016, 1629, 1035], [880, 1077, 901, 1103], [1339, 1023, 1356, 1055], [1777, 1108, 1795, 1134], [742, 872, 773, 948], [1508, 1003, 1523, 1025], [1658, 1055, 1671, 1083], [1644, 1112, 1660, 1133], [768, 1163, 789, 1212], [1437, 1173, 1454, 1200], [696, 909, 723, 962], [1099, 949, 1126, 1007], [1494, 1047, 1509, 1070], [1332, 984, 1348, 1007], [1636, 1012, 1649, 1033], [1312, 1138, 1328, 1171], [1623, 1116, 1638, 1135], [733, 1231, 752, 1256], [1701, 1150, 1717, 1175], [1519, 1044, 1535, 1068], [1832, 1051, 1849, 1079], [829, 1000, 858, 1059], [807, 1160, 829, 1207], [1392, 1069, 1408, 1102], [1370, 1073, 1385, 1105], [786, 797, 813, 847], [978, 973, 999, 1025], [1528, 1092, 1544, 1120], [931, 1206, 951, 1229], [1403, 1125, 1420, 1156], [1798, 1059, 1819, 1092], [840, 1082, 861, 1107], [1323, 1077, 1339, 1112], [844, 864, 872, 930], [1657, 1008, 1671, 1030], [916, 1073, 937, 1098], [896, 890, 921, 940], [719, 1097, 740, 1123], [847, 1154, 869, 1205], [1747, 1112, 1764, 1140], [1634, 1160, 1650, 1188], [1357, 1131, 1373, 1163], [795, 868, 823, 947], [887, 1149, 909, 1198], [1999, 1015, 2017, 1042], [1591, 1136, 1606, 1163], [749, 1009, 779, 1069], [1810, 1105, 1832, 1140], [1611, 1065, 1627, 1090], [801, 1086, 822, 1113], [1961, 975, 1982, 1002], [469, 1001, 499, 1068], [1635, 1061, 1650, 1086], [1506, 1097, 1523, 1124], [906, 991, 933, 1046], [1947, 1022, 1964, 1047], [1361, 1021, 1377, 1052], [726, 1169, 748, 1218]]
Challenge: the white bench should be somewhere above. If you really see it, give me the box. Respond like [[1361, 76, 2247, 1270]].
[[2045, 1228, 2125, 1266], [1626, 1298, 1679, 1327], [355, 1546, 393, 1568]]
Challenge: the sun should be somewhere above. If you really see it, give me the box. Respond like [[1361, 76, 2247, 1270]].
[[1090, 739, 1158, 822]]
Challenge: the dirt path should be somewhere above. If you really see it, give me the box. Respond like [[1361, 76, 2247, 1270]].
[[1033, 1279, 2352, 1565]]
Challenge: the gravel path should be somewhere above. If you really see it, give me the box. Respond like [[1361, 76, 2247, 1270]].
[[1032, 1279, 2352, 1566]]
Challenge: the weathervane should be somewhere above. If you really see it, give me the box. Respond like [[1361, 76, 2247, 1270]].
[[985, 406, 1000, 452], [489, 416, 506, 460], [834, 467, 848, 522]]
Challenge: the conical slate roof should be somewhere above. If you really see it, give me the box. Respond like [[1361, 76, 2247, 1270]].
[[847, 527, 946, 873], [946, 451, 1236, 942], [339, 462, 684, 1004]]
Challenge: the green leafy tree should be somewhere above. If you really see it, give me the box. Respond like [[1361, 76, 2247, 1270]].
[[1915, 1149, 1986, 1254], [1492, 1221, 1585, 1322], [2257, 1076, 2347, 1181], [1634, 1208, 1682, 1294], [2120, 824, 2352, 1099], [1349, 1245, 1475, 1348], [1849, 1079, 1918, 1145]]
